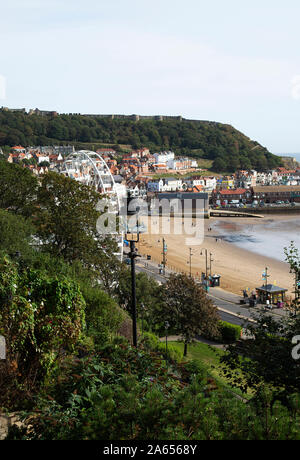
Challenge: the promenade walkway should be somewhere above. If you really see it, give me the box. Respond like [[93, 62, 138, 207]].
[[209, 209, 264, 218], [135, 256, 289, 325]]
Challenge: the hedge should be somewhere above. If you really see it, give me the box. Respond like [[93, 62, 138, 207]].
[[141, 331, 183, 361], [219, 321, 242, 343]]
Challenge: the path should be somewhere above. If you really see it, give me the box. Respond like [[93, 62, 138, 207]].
[[159, 335, 226, 350], [135, 256, 289, 328]]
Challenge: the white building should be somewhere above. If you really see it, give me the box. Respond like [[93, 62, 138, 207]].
[[38, 155, 50, 164], [203, 177, 217, 191], [181, 176, 216, 191], [147, 177, 183, 192], [154, 151, 175, 165], [184, 178, 205, 188]]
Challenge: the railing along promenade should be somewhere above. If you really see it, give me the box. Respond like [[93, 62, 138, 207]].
[[210, 206, 300, 218]]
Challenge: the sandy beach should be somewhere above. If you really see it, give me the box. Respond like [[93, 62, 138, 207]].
[[138, 214, 298, 298]]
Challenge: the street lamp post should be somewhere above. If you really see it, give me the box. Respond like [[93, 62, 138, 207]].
[[264, 267, 269, 289], [262, 267, 270, 305], [200, 249, 209, 292], [162, 238, 167, 276], [187, 248, 193, 278], [128, 239, 139, 347], [209, 252, 213, 277], [126, 208, 141, 347]]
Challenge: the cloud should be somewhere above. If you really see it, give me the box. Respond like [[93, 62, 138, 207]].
[[0, 18, 296, 114]]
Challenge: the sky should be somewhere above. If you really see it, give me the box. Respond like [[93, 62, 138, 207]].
[[1, 0, 300, 153]]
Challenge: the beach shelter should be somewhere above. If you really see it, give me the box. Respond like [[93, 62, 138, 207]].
[[256, 284, 287, 305]]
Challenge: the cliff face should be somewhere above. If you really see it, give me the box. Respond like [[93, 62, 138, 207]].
[[280, 156, 300, 169]]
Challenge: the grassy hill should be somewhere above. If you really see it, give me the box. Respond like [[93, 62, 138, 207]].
[[0, 110, 282, 172]]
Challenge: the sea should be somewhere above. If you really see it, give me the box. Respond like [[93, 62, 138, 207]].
[[211, 153, 300, 262], [219, 153, 300, 262], [214, 218, 300, 263]]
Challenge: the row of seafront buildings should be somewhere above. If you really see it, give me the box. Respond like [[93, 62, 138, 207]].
[[4, 144, 300, 205], [102, 150, 300, 205], [212, 168, 300, 206]]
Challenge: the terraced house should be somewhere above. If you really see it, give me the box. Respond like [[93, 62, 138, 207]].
[[252, 185, 300, 203]]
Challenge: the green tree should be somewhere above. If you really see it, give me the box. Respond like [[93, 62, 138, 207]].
[[0, 255, 86, 406], [161, 274, 220, 356], [284, 242, 300, 313], [0, 209, 35, 257], [213, 157, 228, 172], [0, 110, 281, 173], [38, 160, 50, 168], [0, 160, 38, 216], [115, 267, 163, 319], [80, 283, 125, 346], [240, 155, 252, 170], [35, 171, 102, 264], [255, 155, 268, 170], [221, 243, 300, 400]]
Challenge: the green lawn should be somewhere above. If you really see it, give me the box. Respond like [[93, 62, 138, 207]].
[[169, 341, 253, 400]]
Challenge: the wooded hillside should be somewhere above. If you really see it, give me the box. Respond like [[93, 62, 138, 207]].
[[0, 110, 281, 172]]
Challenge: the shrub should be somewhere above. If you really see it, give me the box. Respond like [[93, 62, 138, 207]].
[[142, 331, 160, 350], [142, 332, 183, 362], [219, 321, 241, 343], [183, 359, 210, 379], [157, 342, 183, 362], [80, 284, 125, 346]]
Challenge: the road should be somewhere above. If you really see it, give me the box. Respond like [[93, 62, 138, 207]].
[[135, 258, 287, 328]]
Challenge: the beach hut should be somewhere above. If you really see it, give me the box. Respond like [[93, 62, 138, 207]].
[[256, 284, 287, 307]]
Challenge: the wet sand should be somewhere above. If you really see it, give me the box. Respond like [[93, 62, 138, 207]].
[[138, 214, 296, 298]]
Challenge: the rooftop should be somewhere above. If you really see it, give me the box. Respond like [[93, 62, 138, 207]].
[[256, 284, 288, 293], [218, 188, 247, 195]]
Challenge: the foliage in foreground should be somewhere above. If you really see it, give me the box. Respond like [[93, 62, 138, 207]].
[[220, 242, 300, 400], [1, 161, 300, 440], [6, 341, 300, 441]]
